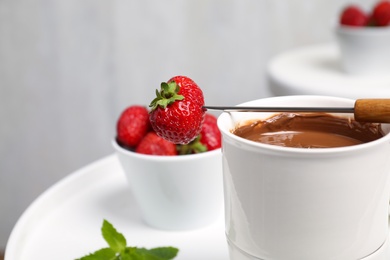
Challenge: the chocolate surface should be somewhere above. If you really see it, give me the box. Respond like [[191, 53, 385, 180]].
[[233, 113, 385, 148]]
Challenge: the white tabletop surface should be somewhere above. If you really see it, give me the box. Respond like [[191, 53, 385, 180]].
[[267, 43, 390, 99], [5, 155, 228, 260]]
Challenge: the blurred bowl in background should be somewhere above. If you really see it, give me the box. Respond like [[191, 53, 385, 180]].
[[334, 24, 390, 76]]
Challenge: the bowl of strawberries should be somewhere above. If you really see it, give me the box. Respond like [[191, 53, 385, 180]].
[[113, 76, 224, 230], [335, 0, 390, 75]]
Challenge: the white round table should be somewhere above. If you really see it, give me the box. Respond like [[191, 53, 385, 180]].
[[5, 155, 228, 260], [267, 43, 390, 99]]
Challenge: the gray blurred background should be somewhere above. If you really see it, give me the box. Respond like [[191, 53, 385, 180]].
[[0, 0, 377, 251]]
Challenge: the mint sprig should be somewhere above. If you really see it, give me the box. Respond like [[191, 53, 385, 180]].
[[101, 220, 127, 253], [76, 220, 179, 260]]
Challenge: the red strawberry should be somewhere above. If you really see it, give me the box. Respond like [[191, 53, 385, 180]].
[[340, 5, 368, 26], [135, 132, 177, 156], [199, 113, 221, 151], [372, 1, 390, 26], [177, 113, 221, 154], [116, 105, 151, 148], [149, 76, 206, 145]]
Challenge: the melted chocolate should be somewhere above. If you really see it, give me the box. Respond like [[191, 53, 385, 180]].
[[233, 113, 385, 148]]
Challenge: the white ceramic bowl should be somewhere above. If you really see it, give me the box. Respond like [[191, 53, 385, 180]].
[[112, 139, 224, 230], [334, 24, 390, 75], [218, 95, 390, 260]]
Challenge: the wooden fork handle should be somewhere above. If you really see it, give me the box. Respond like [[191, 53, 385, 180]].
[[354, 99, 390, 123]]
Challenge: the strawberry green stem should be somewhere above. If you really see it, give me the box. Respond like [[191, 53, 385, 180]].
[[177, 136, 207, 155], [149, 81, 184, 110]]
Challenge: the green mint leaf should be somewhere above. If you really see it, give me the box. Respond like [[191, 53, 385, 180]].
[[121, 255, 138, 260], [146, 247, 179, 259], [76, 248, 116, 260], [101, 219, 127, 253], [121, 247, 142, 260], [135, 247, 179, 260], [76, 220, 179, 260]]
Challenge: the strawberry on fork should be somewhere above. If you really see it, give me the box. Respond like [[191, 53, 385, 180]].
[[149, 76, 206, 145]]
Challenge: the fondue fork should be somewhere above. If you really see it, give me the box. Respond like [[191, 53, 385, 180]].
[[204, 99, 390, 123]]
